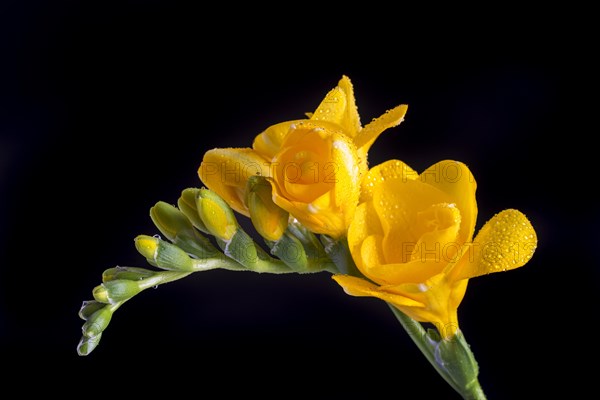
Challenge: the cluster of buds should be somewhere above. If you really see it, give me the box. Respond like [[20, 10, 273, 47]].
[[77, 185, 341, 355]]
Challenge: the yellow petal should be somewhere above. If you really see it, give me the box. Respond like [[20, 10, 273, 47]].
[[282, 178, 331, 203], [419, 160, 478, 244], [410, 203, 462, 262], [449, 278, 469, 315], [253, 120, 303, 161], [336, 75, 362, 137], [360, 159, 419, 203], [310, 76, 361, 138], [451, 209, 537, 281], [384, 274, 464, 337], [271, 190, 345, 237], [368, 259, 448, 286], [272, 127, 333, 200], [354, 104, 408, 154], [359, 234, 386, 270], [348, 202, 383, 270], [198, 148, 271, 216], [331, 133, 361, 231], [372, 179, 451, 258], [331, 275, 424, 308]]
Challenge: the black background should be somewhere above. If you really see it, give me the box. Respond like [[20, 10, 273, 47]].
[[1, 1, 594, 398]]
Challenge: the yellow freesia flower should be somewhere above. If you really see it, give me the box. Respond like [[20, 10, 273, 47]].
[[332, 159, 537, 338], [198, 76, 408, 238]]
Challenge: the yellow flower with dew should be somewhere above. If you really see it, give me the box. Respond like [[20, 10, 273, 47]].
[[198, 76, 408, 238], [332, 159, 537, 338]]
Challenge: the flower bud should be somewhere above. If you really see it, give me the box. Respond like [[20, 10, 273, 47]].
[[196, 188, 238, 241], [150, 201, 196, 242], [78, 300, 106, 320], [77, 333, 102, 356], [134, 235, 194, 271], [135, 235, 159, 260], [102, 266, 156, 282], [177, 188, 209, 233], [93, 280, 143, 304], [245, 175, 289, 241], [82, 306, 113, 338]]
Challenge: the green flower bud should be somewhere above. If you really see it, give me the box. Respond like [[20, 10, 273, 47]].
[[178, 188, 209, 233], [150, 201, 220, 260], [134, 235, 194, 271], [150, 201, 195, 242], [82, 306, 113, 338], [93, 280, 143, 304], [196, 189, 238, 241], [77, 333, 102, 356], [78, 300, 106, 320], [135, 235, 159, 260], [102, 266, 156, 282]]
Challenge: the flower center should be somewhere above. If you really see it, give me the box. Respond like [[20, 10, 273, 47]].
[[273, 127, 335, 202]]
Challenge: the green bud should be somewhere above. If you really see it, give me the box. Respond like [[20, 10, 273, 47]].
[[77, 333, 102, 356], [93, 280, 143, 304], [135, 235, 159, 260], [102, 266, 156, 282], [150, 201, 195, 242], [134, 235, 194, 271], [245, 175, 289, 241], [196, 189, 238, 241], [150, 200, 220, 259], [178, 188, 209, 233], [78, 300, 106, 321], [82, 306, 113, 338]]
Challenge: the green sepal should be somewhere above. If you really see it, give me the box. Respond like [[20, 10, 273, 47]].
[[93, 280, 143, 304], [433, 331, 480, 393], [82, 306, 113, 338], [77, 333, 102, 356], [269, 231, 308, 272], [102, 266, 156, 282], [78, 300, 106, 321]]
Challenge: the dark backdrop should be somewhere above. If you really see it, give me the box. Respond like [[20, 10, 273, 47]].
[[1, 1, 593, 398]]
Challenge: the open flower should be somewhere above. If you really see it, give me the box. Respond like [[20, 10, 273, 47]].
[[198, 76, 408, 238], [332, 159, 537, 338]]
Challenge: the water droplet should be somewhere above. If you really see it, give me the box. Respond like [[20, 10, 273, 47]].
[[152, 285, 159, 289], [153, 234, 161, 239]]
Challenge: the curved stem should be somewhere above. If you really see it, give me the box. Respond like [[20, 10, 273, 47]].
[[387, 304, 486, 400]]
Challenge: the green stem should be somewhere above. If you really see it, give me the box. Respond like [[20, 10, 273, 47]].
[[464, 380, 486, 400], [138, 271, 194, 290], [387, 304, 486, 400]]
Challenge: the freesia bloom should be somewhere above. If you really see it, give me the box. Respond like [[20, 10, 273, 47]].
[[332, 159, 537, 338], [198, 76, 408, 238]]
